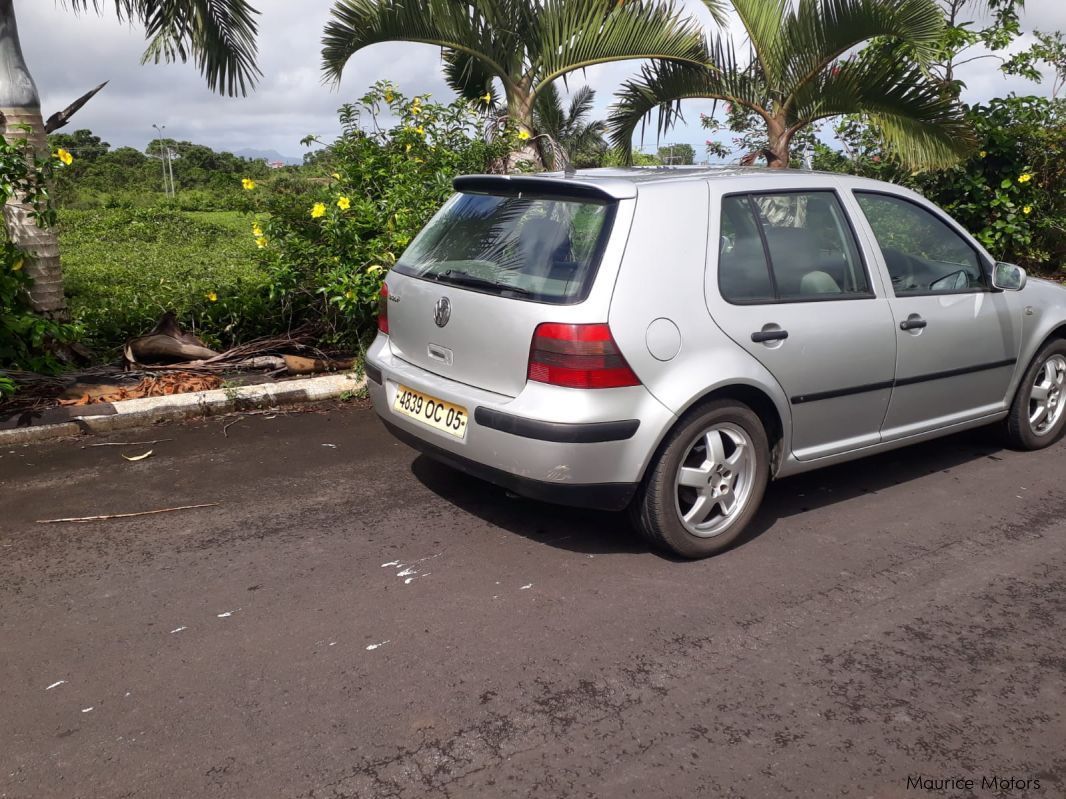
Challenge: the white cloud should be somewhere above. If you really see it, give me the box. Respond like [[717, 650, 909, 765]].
[[12, 0, 1066, 159]]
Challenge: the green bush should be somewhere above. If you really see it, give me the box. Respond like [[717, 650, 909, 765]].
[[1, 134, 79, 396], [60, 207, 272, 354], [248, 82, 512, 348], [816, 96, 1066, 273]]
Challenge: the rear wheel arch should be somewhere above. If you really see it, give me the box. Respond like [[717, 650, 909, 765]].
[[640, 384, 786, 486]]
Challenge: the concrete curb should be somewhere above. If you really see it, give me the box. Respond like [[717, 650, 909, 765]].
[[0, 372, 366, 447]]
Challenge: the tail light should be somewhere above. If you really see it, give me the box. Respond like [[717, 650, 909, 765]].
[[528, 323, 640, 389], [377, 283, 389, 334]]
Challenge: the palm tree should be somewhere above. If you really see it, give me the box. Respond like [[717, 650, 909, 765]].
[[533, 84, 608, 169], [608, 0, 976, 170], [0, 0, 261, 317], [320, 0, 718, 167]]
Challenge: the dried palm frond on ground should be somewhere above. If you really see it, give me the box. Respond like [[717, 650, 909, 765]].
[[57, 373, 223, 406]]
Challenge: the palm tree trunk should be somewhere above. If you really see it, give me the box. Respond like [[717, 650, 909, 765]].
[[507, 90, 544, 171], [764, 118, 791, 169], [0, 0, 67, 318]]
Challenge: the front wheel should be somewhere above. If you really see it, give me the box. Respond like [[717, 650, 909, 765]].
[[1004, 339, 1066, 450], [632, 400, 769, 559]]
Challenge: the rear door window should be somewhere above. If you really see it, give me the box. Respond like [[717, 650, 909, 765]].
[[394, 192, 615, 304], [718, 191, 871, 304]]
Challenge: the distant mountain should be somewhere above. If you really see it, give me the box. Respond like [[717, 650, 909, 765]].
[[233, 148, 303, 165]]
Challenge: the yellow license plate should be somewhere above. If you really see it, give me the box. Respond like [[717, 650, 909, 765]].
[[393, 384, 468, 439]]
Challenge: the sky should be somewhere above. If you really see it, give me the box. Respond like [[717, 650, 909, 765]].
[[14, 0, 1066, 161]]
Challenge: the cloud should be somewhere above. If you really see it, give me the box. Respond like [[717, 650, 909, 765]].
[[12, 0, 1066, 159]]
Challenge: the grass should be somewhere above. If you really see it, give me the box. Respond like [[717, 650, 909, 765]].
[[59, 207, 272, 355]]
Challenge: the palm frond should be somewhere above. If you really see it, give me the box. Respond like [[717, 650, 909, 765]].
[[534, 81, 567, 140], [444, 50, 500, 106], [322, 0, 516, 89], [568, 85, 597, 128], [780, 0, 944, 108], [791, 59, 975, 168], [64, 0, 261, 96], [728, 0, 791, 85], [607, 44, 765, 159], [532, 0, 707, 91]]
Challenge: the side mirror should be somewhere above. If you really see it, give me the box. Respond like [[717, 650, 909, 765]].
[[992, 261, 1027, 291]]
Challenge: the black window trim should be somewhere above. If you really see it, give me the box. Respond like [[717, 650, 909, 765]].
[[718, 188, 878, 307], [393, 191, 620, 307], [851, 188, 994, 298]]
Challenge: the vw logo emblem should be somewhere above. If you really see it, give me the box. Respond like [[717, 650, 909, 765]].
[[433, 297, 451, 328]]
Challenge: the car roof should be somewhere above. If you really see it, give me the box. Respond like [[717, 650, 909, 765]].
[[454, 166, 905, 201]]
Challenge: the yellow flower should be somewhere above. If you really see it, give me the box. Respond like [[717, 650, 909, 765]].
[[11, 257, 24, 272], [384, 90, 394, 103], [242, 178, 257, 190], [337, 196, 351, 211], [56, 148, 73, 166], [517, 130, 531, 141], [405, 143, 412, 153], [252, 222, 264, 238], [331, 172, 341, 180], [415, 126, 425, 136], [1023, 205, 1032, 215], [480, 92, 492, 104], [1018, 173, 1032, 183], [311, 202, 327, 219], [256, 237, 268, 249], [205, 291, 218, 302], [979, 150, 987, 158]]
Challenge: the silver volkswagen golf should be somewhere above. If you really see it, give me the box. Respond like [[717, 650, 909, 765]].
[[365, 167, 1066, 558]]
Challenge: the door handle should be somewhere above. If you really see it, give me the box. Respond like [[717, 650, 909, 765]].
[[899, 316, 927, 331], [751, 329, 789, 343]]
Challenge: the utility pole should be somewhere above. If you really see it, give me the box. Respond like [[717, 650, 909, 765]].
[[166, 146, 176, 196], [152, 123, 172, 197]]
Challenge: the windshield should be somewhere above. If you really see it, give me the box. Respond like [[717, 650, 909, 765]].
[[394, 191, 615, 304]]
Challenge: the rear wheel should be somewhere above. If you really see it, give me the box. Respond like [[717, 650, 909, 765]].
[[632, 400, 769, 559], [1004, 339, 1066, 450]]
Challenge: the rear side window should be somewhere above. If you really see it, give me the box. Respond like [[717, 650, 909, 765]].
[[718, 191, 871, 304], [394, 192, 615, 304]]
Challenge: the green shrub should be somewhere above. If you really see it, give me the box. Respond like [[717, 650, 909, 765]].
[[816, 96, 1066, 273], [60, 207, 272, 354], [0, 134, 79, 395], [248, 82, 512, 348]]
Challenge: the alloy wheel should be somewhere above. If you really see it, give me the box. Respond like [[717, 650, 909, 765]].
[[673, 422, 756, 538], [1029, 354, 1066, 436]]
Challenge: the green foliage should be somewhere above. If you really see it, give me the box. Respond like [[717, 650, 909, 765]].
[[320, 0, 710, 155], [60, 207, 270, 353], [815, 96, 1066, 272], [609, 0, 976, 170], [532, 84, 608, 169], [47, 129, 273, 210], [657, 143, 695, 165], [247, 82, 511, 347], [1002, 30, 1066, 100], [0, 133, 79, 395]]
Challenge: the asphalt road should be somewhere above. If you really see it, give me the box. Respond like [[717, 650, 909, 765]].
[[2, 403, 1064, 799]]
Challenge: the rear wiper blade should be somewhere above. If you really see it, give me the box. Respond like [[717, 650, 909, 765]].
[[436, 269, 533, 296]]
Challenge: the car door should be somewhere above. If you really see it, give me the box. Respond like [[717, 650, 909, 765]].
[[850, 190, 1022, 440], [706, 189, 897, 461]]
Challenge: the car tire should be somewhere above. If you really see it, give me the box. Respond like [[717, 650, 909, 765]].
[[631, 400, 770, 559], [1004, 338, 1066, 450]]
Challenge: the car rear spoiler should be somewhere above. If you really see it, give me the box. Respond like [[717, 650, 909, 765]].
[[453, 174, 637, 201]]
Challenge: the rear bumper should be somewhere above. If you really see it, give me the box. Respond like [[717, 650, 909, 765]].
[[366, 335, 674, 509], [381, 419, 637, 510]]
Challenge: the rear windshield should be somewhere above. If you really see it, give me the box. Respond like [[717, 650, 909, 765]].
[[393, 191, 616, 304]]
